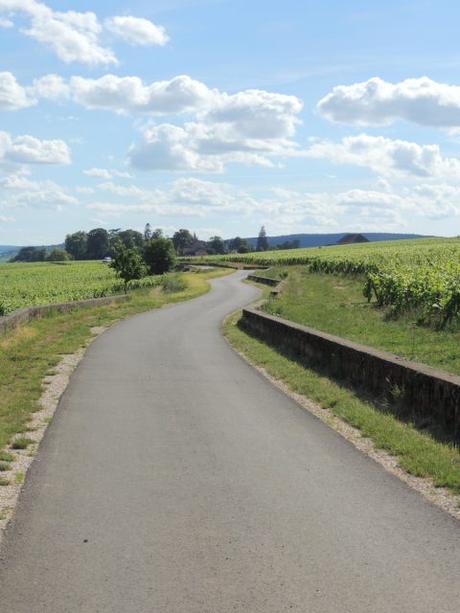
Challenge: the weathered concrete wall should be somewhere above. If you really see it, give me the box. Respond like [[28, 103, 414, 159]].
[[0, 294, 129, 335], [240, 306, 460, 441], [247, 274, 279, 287]]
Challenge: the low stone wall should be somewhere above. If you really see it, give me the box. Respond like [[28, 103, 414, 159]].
[[240, 306, 460, 441], [247, 274, 279, 286], [0, 294, 129, 335]]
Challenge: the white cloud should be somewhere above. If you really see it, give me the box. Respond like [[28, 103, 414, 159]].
[[0, 0, 116, 65], [0, 71, 35, 110], [0, 215, 15, 222], [64, 74, 215, 114], [0, 2, 168, 65], [0, 16, 13, 27], [317, 76, 460, 128], [306, 134, 460, 179], [105, 16, 168, 47], [0, 172, 77, 208], [0, 131, 71, 165], [128, 121, 289, 172], [84, 167, 131, 179]]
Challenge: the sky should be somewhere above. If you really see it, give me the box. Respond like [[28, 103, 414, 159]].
[[1, 0, 460, 244]]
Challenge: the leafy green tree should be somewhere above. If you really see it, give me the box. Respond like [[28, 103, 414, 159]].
[[87, 228, 109, 260], [256, 225, 269, 251], [229, 236, 251, 253], [47, 248, 70, 261], [208, 236, 226, 254], [172, 229, 194, 255], [152, 228, 163, 239], [144, 237, 176, 275], [65, 231, 88, 260], [11, 247, 47, 262], [110, 245, 147, 289]]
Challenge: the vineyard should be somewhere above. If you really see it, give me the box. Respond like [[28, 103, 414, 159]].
[[0, 261, 164, 315], [184, 238, 460, 325]]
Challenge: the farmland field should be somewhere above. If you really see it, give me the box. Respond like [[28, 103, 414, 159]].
[[0, 261, 163, 315], [184, 238, 460, 326]]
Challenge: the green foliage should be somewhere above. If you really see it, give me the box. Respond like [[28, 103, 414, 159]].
[[192, 238, 460, 325], [11, 246, 47, 262], [110, 246, 147, 288], [207, 235, 225, 254], [47, 248, 70, 262], [256, 225, 269, 251], [161, 275, 187, 293], [144, 237, 176, 275], [86, 228, 109, 260], [65, 231, 88, 260], [172, 229, 194, 255]]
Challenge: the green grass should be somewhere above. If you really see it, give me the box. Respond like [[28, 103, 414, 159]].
[[11, 437, 35, 450], [263, 268, 460, 375], [224, 310, 460, 496], [0, 269, 230, 455], [0, 478, 9, 487], [0, 462, 9, 471]]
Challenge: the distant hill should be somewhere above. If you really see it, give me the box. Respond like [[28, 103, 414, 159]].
[[243, 233, 428, 249], [0, 244, 64, 261]]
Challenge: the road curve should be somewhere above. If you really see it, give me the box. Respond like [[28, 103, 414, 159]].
[[0, 270, 459, 612]]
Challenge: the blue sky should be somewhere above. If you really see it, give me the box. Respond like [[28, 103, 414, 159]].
[[1, 0, 460, 244]]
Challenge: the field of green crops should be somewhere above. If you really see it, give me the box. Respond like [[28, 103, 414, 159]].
[[0, 261, 162, 315], [184, 238, 460, 325]]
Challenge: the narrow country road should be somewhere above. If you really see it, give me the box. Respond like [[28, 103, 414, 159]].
[[0, 270, 459, 612]]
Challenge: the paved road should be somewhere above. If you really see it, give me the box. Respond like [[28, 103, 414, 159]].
[[0, 271, 459, 612]]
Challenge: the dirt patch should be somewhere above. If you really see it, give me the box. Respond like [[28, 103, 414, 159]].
[[0, 326, 108, 540]]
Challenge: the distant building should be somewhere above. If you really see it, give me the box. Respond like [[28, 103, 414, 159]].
[[336, 233, 369, 245]]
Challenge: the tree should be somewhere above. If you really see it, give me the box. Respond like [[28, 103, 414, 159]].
[[11, 247, 47, 262], [256, 225, 269, 251], [86, 228, 109, 260], [117, 229, 144, 251], [229, 236, 250, 253], [172, 229, 194, 255], [110, 245, 147, 289], [144, 237, 176, 275], [208, 236, 225, 254], [144, 223, 152, 241], [65, 231, 88, 260], [152, 228, 163, 239], [47, 248, 70, 262]]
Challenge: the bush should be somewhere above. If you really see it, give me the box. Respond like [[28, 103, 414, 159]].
[[110, 245, 147, 289], [144, 238, 176, 275], [47, 248, 70, 262], [161, 275, 187, 293]]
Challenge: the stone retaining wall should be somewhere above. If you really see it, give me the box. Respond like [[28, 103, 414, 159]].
[[0, 294, 129, 335], [240, 305, 460, 441]]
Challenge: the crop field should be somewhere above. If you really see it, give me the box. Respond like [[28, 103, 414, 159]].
[[0, 261, 163, 315], [186, 238, 460, 326]]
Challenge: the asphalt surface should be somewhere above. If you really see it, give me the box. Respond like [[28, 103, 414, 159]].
[[0, 270, 459, 612]]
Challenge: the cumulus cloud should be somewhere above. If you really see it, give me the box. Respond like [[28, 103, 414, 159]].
[[105, 16, 168, 47], [128, 121, 296, 172], [317, 76, 460, 128], [0, 172, 77, 208], [64, 74, 213, 114], [306, 134, 460, 179], [0, 71, 35, 110], [0, 131, 71, 165], [0, 1, 168, 65]]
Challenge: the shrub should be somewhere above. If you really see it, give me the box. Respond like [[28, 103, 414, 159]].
[[144, 238, 176, 275], [110, 245, 147, 289]]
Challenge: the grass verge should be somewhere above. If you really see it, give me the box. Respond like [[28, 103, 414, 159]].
[[0, 268, 230, 454], [223, 309, 460, 498], [264, 268, 460, 376]]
